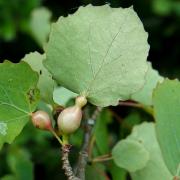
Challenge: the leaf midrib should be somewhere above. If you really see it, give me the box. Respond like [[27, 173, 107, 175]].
[[84, 14, 127, 96]]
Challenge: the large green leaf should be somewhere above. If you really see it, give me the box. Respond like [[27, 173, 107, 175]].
[[0, 61, 39, 149], [131, 62, 164, 106], [153, 79, 180, 176], [22, 52, 55, 105], [112, 139, 150, 172], [128, 123, 172, 180], [44, 5, 149, 107]]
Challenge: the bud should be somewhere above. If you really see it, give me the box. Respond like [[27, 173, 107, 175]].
[[31, 110, 52, 131], [75, 96, 87, 108], [57, 106, 82, 134]]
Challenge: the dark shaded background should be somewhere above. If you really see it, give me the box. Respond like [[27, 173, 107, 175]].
[[0, 0, 179, 179], [0, 0, 179, 77]]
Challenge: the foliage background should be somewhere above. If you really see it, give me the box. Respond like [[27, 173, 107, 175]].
[[0, 0, 179, 179]]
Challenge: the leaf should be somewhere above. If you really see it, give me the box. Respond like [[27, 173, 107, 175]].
[[153, 79, 180, 176], [53, 87, 77, 107], [69, 128, 84, 147], [44, 5, 149, 107], [0, 61, 39, 149], [6, 147, 34, 180], [108, 161, 127, 180], [85, 163, 107, 180], [94, 109, 111, 154], [131, 62, 164, 106], [30, 7, 52, 48], [112, 139, 149, 172], [128, 122, 172, 180], [22, 52, 55, 105], [121, 112, 141, 132]]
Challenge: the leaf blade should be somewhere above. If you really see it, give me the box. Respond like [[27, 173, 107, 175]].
[[112, 139, 150, 172], [44, 5, 149, 107], [125, 122, 172, 180], [153, 79, 180, 176], [22, 52, 55, 105], [0, 61, 39, 149]]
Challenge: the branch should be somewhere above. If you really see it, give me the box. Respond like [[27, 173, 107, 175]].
[[92, 154, 112, 163], [75, 107, 102, 180], [61, 144, 80, 180], [119, 101, 143, 108], [119, 101, 153, 115]]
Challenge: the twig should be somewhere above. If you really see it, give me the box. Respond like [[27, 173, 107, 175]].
[[75, 107, 103, 180], [119, 101, 153, 115], [119, 101, 143, 108], [92, 154, 112, 163], [50, 128, 63, 145], [61, 144, 80, 180], [88, 135, 96, 160]]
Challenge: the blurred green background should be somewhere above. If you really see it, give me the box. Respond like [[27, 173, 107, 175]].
[[0, 0, 179, 180]]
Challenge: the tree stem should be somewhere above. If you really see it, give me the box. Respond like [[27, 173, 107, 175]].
[[75, 107, 102, 179], [61, 144, 80, 180]]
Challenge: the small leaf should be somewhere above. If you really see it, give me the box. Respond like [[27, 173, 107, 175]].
[[153, 79, 180, 176], [22, 52, 55, 105], [131, 62, 164, 106], [128, 122, 172, 180], [30, 7, 52, 48], [44, 5, 149, 107], [112, 139, 149, 172], [53, 87, 77, 107], [0, 61, 39, 149]]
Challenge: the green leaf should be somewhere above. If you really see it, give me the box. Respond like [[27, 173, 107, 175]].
[[153, 79, 180, 176], [6, 147, 34, 180], [0, 61, 39, 149], [22, 52, 55, 105], [128, 122, 172, 180], [53, 87, 77, 107], [30, 7, 52, 48], [112, 139, 149, 172], [131, 62, 164, 106], [94, 109, 111, 154], [119, 111, 142, 139], [109, 161, 127, 180], [85, 163, 107, 180], [44, 5, 149, 107]]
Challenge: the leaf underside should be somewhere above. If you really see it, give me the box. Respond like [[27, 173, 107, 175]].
[[114, 122, 172, 180], [153, 79, 180, 176], [131, 62, 164, 106], [129, 123, 172, 180], [44, 5, 149, 107], [22, 51, 55, 105], [112, 139, 150, 172]]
